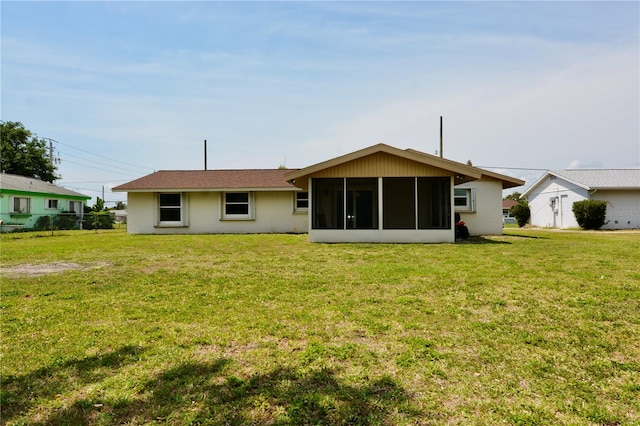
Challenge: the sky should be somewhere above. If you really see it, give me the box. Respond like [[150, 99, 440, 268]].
[[2, 1, 639, 205]]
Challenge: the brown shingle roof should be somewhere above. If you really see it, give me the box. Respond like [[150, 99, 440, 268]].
[[502, 199, 518, 209], [113, 169, 300, 192]]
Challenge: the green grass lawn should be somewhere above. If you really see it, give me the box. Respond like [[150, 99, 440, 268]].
[[1, 229, 639, 425]]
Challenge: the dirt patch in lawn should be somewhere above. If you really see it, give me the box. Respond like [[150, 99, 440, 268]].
[[1, 262, 109, 277]]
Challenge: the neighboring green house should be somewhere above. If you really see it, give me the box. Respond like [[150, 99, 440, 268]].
[[0, 173, 90, 231]]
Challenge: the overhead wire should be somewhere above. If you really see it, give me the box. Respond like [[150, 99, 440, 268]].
[[476, 166, 549, 171], [61, 179, 131, 184], [44, 137, 155, 172], [59, 158, 143, 178], [42, 137, 151, 200], [57, 150, 150, 176], [39, 137, 148, 204]]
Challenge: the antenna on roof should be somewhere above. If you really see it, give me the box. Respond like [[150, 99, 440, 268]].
[[439, 116, 443, 158], [204, 139, 207, 171]]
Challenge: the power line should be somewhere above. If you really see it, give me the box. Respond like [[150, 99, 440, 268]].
[[58, 150, 151, 175], [43, 137, 155, 172], [477, 166, 549, 171], [60, 158, 143, 178], [61, 179, 131, 184], [62, 185, 103, 193]]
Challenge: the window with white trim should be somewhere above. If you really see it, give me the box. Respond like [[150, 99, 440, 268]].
[[222, 192, 254, 220], [157, 193, 186, 226], [11, 197, 31, 213], [295, 191, 309, 212], [454, 188, 476, 212], [46, 199, 60, 209]]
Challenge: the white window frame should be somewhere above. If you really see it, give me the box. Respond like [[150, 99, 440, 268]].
[[156, 193, 188, 227], [454, 188, 476, 212], [46, 199, 60, 210], [11, 196, 31, 214], [221, 192, 254, 220], [294, 191, 309, 212]]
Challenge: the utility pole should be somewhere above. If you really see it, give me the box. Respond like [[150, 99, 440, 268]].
[[43, 137, 61, 166]]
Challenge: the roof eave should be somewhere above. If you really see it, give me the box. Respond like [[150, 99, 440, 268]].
[[474, 167, 525, 188], [501, 179, 526, 190], [0, 187, 91, 199], [113, 186, 299, 193], [590, 186, 640, 191]]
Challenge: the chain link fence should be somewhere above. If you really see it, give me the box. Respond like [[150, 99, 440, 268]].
[[0, 211, 121, 234]]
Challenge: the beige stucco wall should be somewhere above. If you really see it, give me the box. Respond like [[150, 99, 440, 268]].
[[125, 191, 307, 234], [456, 179, 505, 236]]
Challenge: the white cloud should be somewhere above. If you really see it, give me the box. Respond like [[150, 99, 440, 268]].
[[289, 45, 638, 172]]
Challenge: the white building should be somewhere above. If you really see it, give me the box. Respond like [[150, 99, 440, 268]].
[[522, 169, 640, 229]]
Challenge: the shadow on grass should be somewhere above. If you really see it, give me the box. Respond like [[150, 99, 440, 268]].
[[502, 233, 550, 240], [1, 345, 145, 422], [457, 236, 511, 244], [4, 348, 419, 425]]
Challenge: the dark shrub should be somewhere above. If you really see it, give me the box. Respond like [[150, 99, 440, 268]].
[[572, 200, 608, 230], [56, 212, 79, 230], [84, 211, 115, 229], [33, 213, 78, 231], [510, 203, 531, 228], [33, 215, 53, 231]]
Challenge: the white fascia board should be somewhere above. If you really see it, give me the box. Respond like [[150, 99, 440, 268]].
[[521, 172, 551, 198], [549, 172, 591, 191]]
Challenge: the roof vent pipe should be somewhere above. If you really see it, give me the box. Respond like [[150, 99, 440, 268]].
[[204, 139, 207, 171]]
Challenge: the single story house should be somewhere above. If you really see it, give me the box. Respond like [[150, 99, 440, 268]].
[[522, 169, 640, 229], [0, 173, 90, 231], [112, 169, 308, 234], [115, 144, 524, 242]]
